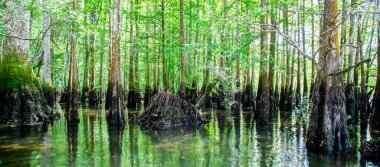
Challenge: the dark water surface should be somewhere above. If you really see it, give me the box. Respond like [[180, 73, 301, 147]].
[[0, 104, 377, 167]]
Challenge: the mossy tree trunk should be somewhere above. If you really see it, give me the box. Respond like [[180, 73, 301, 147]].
[[306, 0, 349, 152], [0, 0, 56, 124], [107, 0, 125, 126]]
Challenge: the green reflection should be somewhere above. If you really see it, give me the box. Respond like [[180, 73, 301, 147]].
[[0, 104, 374, 166]]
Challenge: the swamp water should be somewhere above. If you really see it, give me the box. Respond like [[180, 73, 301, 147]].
[[0, 104, 377, 167]]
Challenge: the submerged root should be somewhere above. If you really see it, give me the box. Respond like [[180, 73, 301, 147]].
[[132, 91, 206, 129]]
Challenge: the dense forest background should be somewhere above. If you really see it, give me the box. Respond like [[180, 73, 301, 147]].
[[1, 0, 377, 97]]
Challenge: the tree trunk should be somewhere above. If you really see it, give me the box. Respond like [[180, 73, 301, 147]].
[[269, 6, 276, 112], [153, 23, 158, 93], [0, 0, 56, 124], [99, 20, 106, 103], [105, 0, 113, 109], [179, 0, 186, 95], [67, 0, 80, 124], [357, 15, 368, 136], [161, 0, 168, 90], [127, 0, 141, 109], [371, 8, 380, 132], [82, 15, 90, 104], [43, 12, 51, 85], [107, 0, 125, 126], [345, 0, 357, 125], [42, 10, 55, 107], [255, 0, 269, 125], [89, 4, 99, 106], [280, 7, 289, 111], [310, 0, 316, 98], [144, 12, 152, 106], [307, 0, 349, 152], [302, 0, 308, 98], [295, 8, 301, 107]]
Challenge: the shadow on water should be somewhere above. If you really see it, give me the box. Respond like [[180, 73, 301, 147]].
[[0, 104, 378, 166]]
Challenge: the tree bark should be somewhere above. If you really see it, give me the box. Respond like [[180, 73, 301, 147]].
[[179, 0, 186, 94], [302, 0, 308, 97], [127, 0, 141, 108], [89, 3, 99, 106], [107, 0, 125, 126], [255, 0, 270, 125], [67, 0, 80, 124], [269, 5, 276, 112], [0, 0, 57, 124], [357, 15, 368, 136], [371, 6, 380, 132], [295, 7, 301, 107], [43, 12, 51, 85], [161, 0, 168, 90], [345, 0, 357, 125], [307, 0, 349, 152], [82, 14, 90, 104]]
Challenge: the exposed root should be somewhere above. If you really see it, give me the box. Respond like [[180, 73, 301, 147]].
[[132, 91, 206, 129], [0, 85, 60, 124]]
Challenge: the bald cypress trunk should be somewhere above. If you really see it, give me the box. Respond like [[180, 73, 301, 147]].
[[42, 10, 56, 107], [161, 0, 168, 90], [345, 0, 357, 125], [127, 0, 142, 109], [371, 10, 380, 132], [89, 4, 99, 106], [105, 0, 113, 108], [0, 0, 57, 124], [179, 0, 186, 96], [255, 0, 269, 125], [107, 0, 125, 126], [67, 0, 80, 124], [43, 13, 51, 85], [307, 0, 349, 152], [82, 13, 90, 104], [357, 15, 369, 136], [269, 6, 276, 112]]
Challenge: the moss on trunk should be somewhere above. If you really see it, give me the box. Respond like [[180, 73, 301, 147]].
[[0, 56, 60, 124]]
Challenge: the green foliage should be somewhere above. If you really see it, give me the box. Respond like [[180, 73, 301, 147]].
[[0, 54, 39, 90]]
